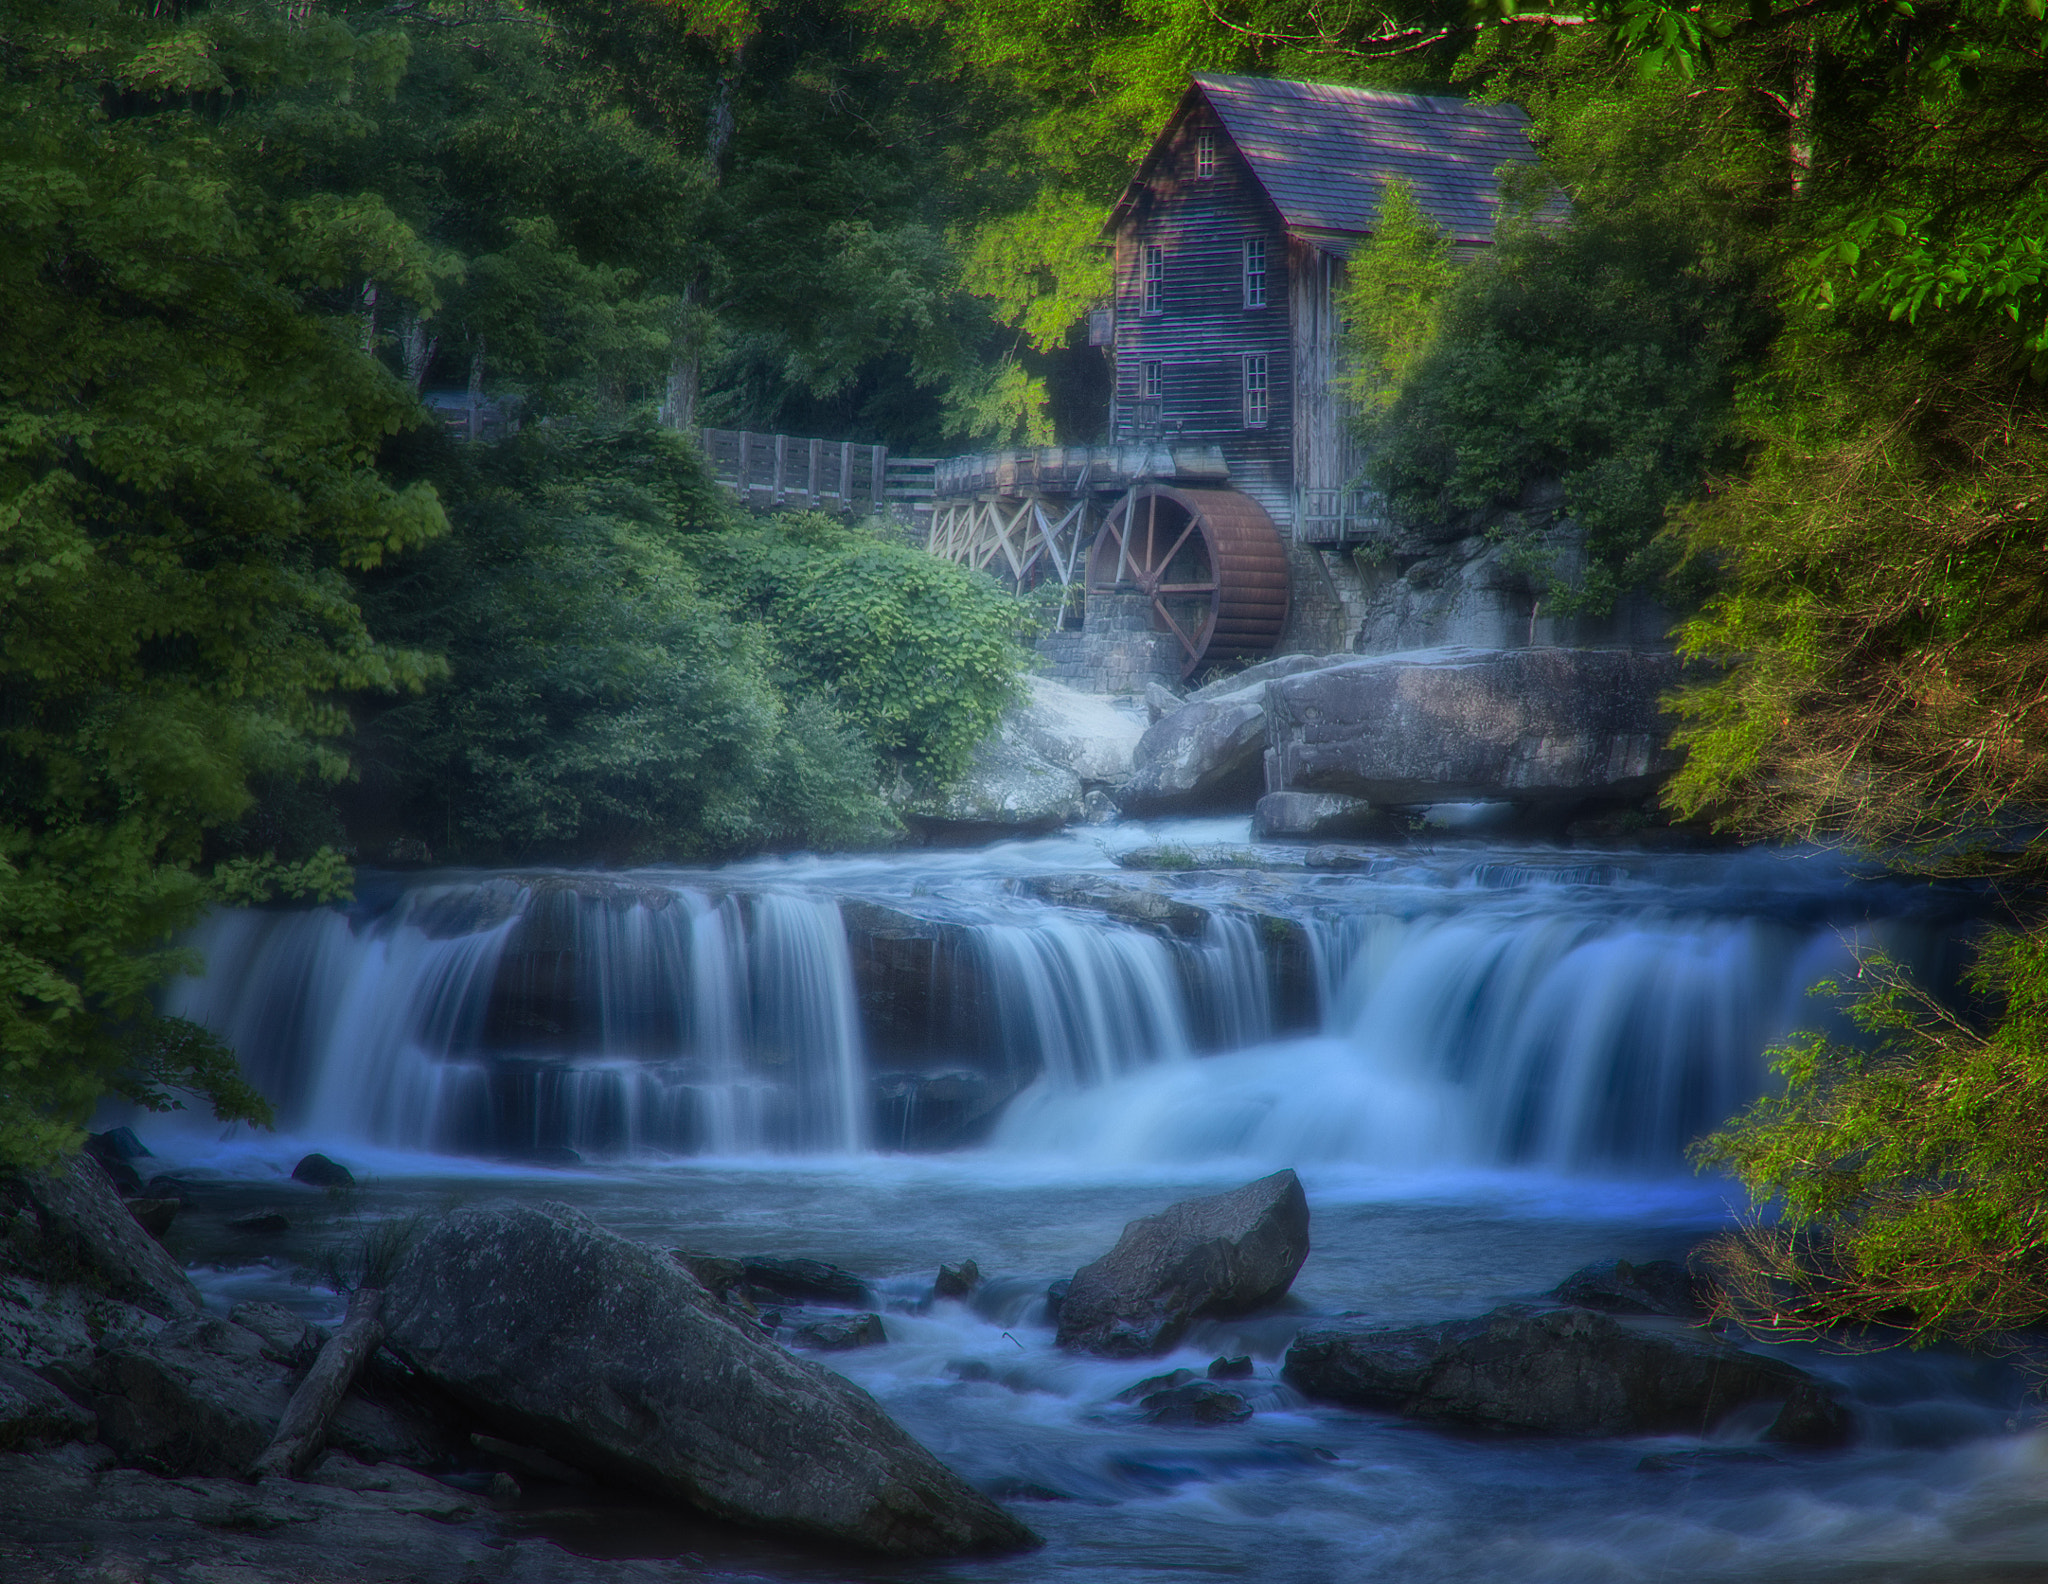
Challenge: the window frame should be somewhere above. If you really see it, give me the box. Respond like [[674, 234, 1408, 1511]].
[[1142, 243, 1165, 316], [1139, 360, 1162, 400], [1195, 132, 1217, 180], [1242, 353, 1269, 429], [1243, 237, 1267, 310]]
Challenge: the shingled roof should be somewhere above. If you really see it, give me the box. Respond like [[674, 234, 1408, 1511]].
[[1119, 73, 1545, 250]]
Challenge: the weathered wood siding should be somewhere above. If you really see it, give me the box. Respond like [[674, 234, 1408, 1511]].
[[1288, 240, 1351, 513], [1110, 102, 1294, 527]]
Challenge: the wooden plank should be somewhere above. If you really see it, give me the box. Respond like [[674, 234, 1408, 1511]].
[[839, 441, 852, 508]]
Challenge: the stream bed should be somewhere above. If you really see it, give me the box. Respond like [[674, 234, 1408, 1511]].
[[129, 821, 2048, 1583]]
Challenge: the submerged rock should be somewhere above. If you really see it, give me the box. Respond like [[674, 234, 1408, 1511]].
[[1016, 874, 1210, 937], [383, 1201, 1038, 1557], [934, 1260, 981, 1300], [1549, 1259, 1705, 1319], [1282, 1304, 1847, 1442], [1112, 1368, 1196, 1404], [741, 1256, 874, 1309], [125, 1198, 179, 1240], [225, 1210, 290, 1235], [1056, 1170, 1311, 1357], [291, 1153, 355, 1189], [1141, 1381, 1252, 1426], [1252, 791, 1388, 841], [792, 1313, 887, 1352], [1207, 1355, 1254, 1380]]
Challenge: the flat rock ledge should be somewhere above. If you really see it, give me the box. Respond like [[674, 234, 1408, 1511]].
[[1282, 1303, 1848, 1442]]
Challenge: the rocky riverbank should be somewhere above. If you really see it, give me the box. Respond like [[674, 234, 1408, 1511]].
[[1, 1145, 1880, 1582], [0, 1148, 1040, 1581]]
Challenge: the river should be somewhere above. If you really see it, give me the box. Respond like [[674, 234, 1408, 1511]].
[[134, 820, 2045, 1583]]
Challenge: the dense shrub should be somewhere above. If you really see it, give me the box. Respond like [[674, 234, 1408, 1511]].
[[352, 425, 905, 862], [690, 514, 1029, 788]]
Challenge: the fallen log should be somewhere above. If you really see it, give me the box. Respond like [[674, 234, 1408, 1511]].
[[248, 1286, 385, 1481]]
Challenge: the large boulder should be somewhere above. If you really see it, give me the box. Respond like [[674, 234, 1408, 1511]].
[[1251, 791, 1388, 841], [1282, 1304, 1846, 1442], [383, 1200, 1038, 1557], [1056, 1170, 1311, 1357], [1118, 691, 1270, 816], [1265, 647, 1684, 808], [4, 1155, 202, 1320], [89, 1314, 292, 1476], [902, 725, 1083, 839], [1184, 652, 1351, 705], [0, 1360, 94, 1450], [1013, 676, 1146, 785]]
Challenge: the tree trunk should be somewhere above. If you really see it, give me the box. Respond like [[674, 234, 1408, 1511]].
[[400, 308, 437, 395], [1787, 30, 1816, 196], [467, 339, 486, 443], [249, 1286, 386, 1482]]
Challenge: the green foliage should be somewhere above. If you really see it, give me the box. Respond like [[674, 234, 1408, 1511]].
[[1351, 65, 1777, 614], [692, 513, 1030, 787], [1337, 180, 1457, 415], [355, 424, 901, 860], [1664, 329, 2048, 863], [1694, 936, 2048, 1347], [0, 0, 444, 1167]]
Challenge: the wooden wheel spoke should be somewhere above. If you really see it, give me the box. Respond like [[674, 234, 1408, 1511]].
[[1157, 517, 1200, 576], [1154, 581, 1217, 595], [1152, 597, 1201, 660]]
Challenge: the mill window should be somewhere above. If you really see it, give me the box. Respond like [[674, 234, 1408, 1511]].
[[1140, 361, 1162, 400], [1143, 244, 1164, 316], [1243, 237, 1267, 309], [1196, 132, 1216, 179], [1243, 354, 1269, 428]]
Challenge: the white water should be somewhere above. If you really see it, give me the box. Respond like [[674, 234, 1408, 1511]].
[[165, 834, 1939, 1173], [141, 827, 2029, 1584]]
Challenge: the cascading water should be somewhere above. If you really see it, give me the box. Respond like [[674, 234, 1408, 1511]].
[[146, 834, 2017, 1584], [162, 839, 1959, 1172]]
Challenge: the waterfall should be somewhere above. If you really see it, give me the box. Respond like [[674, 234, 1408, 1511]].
[[990, 901, 1876, 1170], [161, 846, 1949, 1173], [974, 918, 1189, 1089], [167, 881, 871, 1158]]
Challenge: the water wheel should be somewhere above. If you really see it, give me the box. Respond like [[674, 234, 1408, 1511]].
[[1085, 485, 1291, 678]]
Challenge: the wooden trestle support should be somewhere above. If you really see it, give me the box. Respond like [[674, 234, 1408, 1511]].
[[924, 493, 1101, 592]]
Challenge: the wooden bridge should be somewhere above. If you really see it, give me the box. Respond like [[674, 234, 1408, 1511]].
[[695, 428, 936, 515], [693, 430, 1291, 676]]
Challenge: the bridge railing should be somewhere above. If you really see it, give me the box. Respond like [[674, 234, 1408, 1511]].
[[698, 429, 894, 513]]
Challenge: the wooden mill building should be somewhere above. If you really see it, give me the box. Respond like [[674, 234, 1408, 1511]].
[[704, 75, 1546, 681], [1104, 73, 1543, 543]]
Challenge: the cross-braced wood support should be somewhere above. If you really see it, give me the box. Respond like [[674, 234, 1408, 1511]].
[[925, 492, 1099, 592]]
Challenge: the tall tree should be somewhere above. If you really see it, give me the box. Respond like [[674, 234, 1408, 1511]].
[[0, 0, 448, 1166]]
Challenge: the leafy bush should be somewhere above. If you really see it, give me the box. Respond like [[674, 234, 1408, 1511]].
[[354, 425, 900, 862], [691, 515, 1029, 787], [1695, 935, 2048, 1348]]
